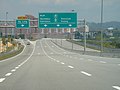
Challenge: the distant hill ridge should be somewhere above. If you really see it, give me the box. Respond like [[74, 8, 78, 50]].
[[87, 21, 120, 31]]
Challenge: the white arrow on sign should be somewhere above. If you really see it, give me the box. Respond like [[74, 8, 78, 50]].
[[57, 24, 60, 27], [21, 24, 24, 27], [69, 24, 72, 27], [44, 24, 47, 27]]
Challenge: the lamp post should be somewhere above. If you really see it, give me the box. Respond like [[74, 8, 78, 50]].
[[100, 0, 104, 54], [5, 12, 8, 38], [84, 19, 86, 54], [71, 10, 75, 50], [5, 12, 8, 51]]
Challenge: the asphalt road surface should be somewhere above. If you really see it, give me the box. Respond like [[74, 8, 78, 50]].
[[0, 38, 120, 90]]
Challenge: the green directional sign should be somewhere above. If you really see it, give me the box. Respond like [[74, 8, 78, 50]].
[[38, 13, 77, 28], [16, 19, 30, 28]]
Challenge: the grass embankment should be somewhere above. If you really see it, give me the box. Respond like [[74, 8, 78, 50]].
[[0, 45, 24, 60]]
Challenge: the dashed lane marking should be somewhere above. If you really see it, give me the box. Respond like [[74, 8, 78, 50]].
[[112, 86, 120, 90], [68, 65, 74, 69], [100, 61, 107, 63], [56, 60, 60, 63], [61, 62, 65, 65], [5, 73, 12, 77], [15, 67, 19, 69], [0, 78, 5, 83], [11, 69, 16, 72], [88, 59, 93, 61], [81, 71, 92, 77], [38, 53, 40, 55]]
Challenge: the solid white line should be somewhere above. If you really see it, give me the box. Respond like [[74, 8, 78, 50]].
[[5, 73, 12, 76], [68, 65, 74, 69], [0, 78, 5, 82], [81, 71, 92, 77], [112, 86, 120, 90], [61, 62, 65, 65], [100, 61, 106, 63], [11, 69, 16, 72], [17, 41, 36, 67]]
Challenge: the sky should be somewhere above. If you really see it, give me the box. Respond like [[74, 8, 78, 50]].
[[0, 0, 120, 22]]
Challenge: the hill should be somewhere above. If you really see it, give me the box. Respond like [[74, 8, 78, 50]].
[[87, 21, 120, 31]]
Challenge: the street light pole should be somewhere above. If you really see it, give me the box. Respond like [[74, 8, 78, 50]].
[[5, 12, 8, 38], [5, 12, 8, 51], [84, 19, 86, 54], [100, 0, 104, 53]]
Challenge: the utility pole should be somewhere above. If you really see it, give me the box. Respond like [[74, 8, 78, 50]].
[[84, 19, 86, 54], [100, 0, 104, 54]]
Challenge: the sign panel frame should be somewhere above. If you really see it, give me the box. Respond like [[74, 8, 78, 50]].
[[16, 19, 30, 29], [38, 12, 77, 28]]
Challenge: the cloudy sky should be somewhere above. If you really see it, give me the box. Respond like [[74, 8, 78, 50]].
[[0, 0, 120, 22]]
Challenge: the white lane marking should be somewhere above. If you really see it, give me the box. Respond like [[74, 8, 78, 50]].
[[15, 67, 19, 69], [68, 65, 74, 69], [100, 61, 106, 63], [88, 59, 93, 61], [18, 43, 36, 66], [61, 62, 65, 65], [11, 69, 16, 72], [81, 71, 92, 77], [5, 73, 12, 76], [18, 65, 22, 67], [38, 53, 40, 55], [112, 86, 120, 90], [56, 60, 60, 63], [0, 78, 5, 82]]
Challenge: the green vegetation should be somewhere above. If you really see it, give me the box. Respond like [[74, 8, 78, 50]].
[[0, 45, 24, 60]]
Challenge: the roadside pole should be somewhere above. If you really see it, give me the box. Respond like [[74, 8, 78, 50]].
[[71, 28, 73, 50], [83, 19, 86, 54]]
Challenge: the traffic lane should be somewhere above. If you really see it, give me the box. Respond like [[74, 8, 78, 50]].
[[0, 39, 116, 90], [0, 43, 34, 77], [45, 39, 120, 68], [0, 40, 104, 90], [46, 39, 72, 55], [47, 39, 120, 65], [40, 40, 115, 90], [42, 39, 120, 88]]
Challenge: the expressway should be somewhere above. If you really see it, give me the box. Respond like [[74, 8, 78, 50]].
[[0, 38, 120, 90]]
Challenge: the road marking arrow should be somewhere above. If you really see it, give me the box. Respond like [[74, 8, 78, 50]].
[[21, 24, 24, 27], [57, 24, 60, 27], [69, 24, 72, 27], [44, 24, 47, 27]]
